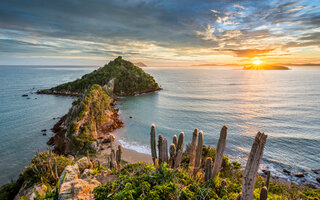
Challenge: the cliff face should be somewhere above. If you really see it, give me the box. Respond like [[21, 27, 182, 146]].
[[38, 56, 160, 96], [48, 84, 123, 155]]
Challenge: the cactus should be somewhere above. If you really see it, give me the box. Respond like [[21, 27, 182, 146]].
[[260, 186, 268, 200], [194, 131, 204, 173], [54, 158, 58, 179], [212, 125, 228, 178], [158, 134, 163, 164], [162, 138, 169, 163], [189, 128, 198, 168], [172, 135, 178, 147], [266, 171, 270, 189], [87, 150, 90, 165], [110, 139, 116, 169], [174, 149, 183, 168], [150, 124, 157, 164], [177, 132, 185, 152], [169, 144, 176, 168], [241, 132, 268, 200], [116, 145, 122, 168], [205, 157, 213, 183]]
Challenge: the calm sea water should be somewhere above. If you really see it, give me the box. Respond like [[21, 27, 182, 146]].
[[0, 66, 319, 186], [118, 67, 320, 186]]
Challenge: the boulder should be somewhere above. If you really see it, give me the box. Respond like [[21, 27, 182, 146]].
[[76, 157, 91, 172], [317, 177, 320, 183], [90, 141, 100, 152], [14, 184, 46, 200], [59, 164, 80, 189], [283, 168, 291, 174], [80, 169, 93, 179], [294, 172, 308, 178], [59, 178, 100, 200], [311, 168, 320, 174]]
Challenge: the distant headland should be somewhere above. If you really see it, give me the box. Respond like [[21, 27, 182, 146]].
[[243, 64, 291, 70]]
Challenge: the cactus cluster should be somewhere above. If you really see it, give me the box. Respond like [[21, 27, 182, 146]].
[[149, 124, 185, 168], [32, 147, 59, 180], [149, 124, 268, 200]]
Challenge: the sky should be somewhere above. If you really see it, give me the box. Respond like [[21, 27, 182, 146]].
[[0, 0, 320, 66]]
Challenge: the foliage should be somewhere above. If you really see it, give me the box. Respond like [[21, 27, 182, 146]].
[[94, 146, 320, 200], [41, 56, 159, 96], [22, 151, 72, 187], [0, 176, 24, 200], [66, 84, 112, 153]]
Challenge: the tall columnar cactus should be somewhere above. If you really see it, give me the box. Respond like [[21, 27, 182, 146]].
[[150, 124, 157, 164], [266, 171, 271, 189], [174, 149, 183, 168], [189, 128, 198, 168], [205, 157, 213, 183], [169, 143, 176, 168], [158, 134, 164, 164], [177, 132, 185, 151], [162, 138, 169, 163], [212, 125, 228, 178], [110, 139, 116, 169], [54, 158, 58, 179], [240, 132, 268, 200], [116, 145, 122, 167], [260, 186, 268, 200], [173, 135, 178, 147], [194, 131, 204, 173]]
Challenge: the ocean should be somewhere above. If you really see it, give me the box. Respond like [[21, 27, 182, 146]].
[[0, 65, 319, 186]]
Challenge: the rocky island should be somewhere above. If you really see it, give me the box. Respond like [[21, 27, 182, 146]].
[[243, 64, 291, 70], [37, 56, 160, 96]]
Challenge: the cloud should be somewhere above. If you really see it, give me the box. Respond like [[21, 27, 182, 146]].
[[0, 0, 319, 65], [226, 49, 274, 58]]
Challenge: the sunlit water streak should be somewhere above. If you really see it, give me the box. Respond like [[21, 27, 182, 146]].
[[0, 65, 319, 186]]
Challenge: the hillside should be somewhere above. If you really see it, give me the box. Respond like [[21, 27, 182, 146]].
[[47, 84, 123, 155], [38, 57, 160, 96]]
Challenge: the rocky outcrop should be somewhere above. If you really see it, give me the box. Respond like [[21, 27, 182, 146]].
[[47, 85, 123, 155], [58, 157, 100, 200], [14, 184, 46, 200]]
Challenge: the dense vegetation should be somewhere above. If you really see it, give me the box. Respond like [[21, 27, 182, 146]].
[[65, 84, 112, 153], [0, 151, 72, 200], [94, 145, 320, 200], [39, 56, 160, 96]]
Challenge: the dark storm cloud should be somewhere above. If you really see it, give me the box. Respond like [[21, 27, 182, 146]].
[[0, 0, 319, 62]]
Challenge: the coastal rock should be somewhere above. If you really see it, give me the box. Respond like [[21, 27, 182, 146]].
[[14, 184, 46, 200], [41, 129, 47, 132], [311, 168, 320, 174], [90, 141, 100, 152], [101, 135, 115, 143], [59, 164, 80, 188], [317, 177, 320, 183], [76, 157, 91, 172], [295, 172, 308, 178], [59, 178, 100, 200], [22, 94, 28, 97], [80, 169, 93, 179], [283, 168, 291, 174]]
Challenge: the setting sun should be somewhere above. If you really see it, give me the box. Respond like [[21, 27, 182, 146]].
[[253, 60, 263, 65]]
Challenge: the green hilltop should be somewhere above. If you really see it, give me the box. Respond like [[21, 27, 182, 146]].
[[38, 56, 160, 96]]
